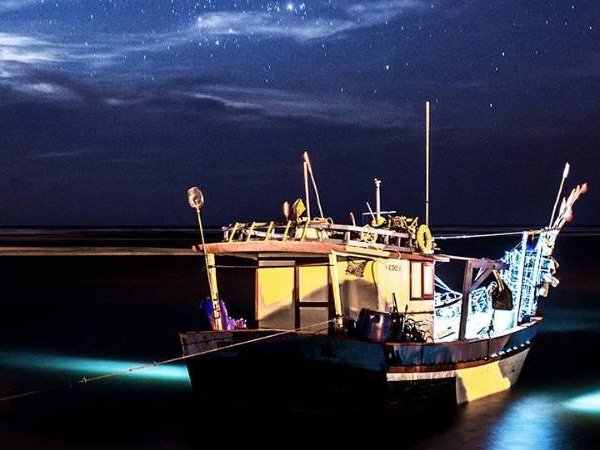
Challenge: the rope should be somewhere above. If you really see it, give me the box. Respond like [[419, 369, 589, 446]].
[[434, 275, 455, 293], [0, 319, 334, 404], [0, 388, 43, 403], [435, 228, 548, 240]]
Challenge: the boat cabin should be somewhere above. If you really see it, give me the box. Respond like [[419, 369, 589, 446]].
[[197, 218, 481, 343]]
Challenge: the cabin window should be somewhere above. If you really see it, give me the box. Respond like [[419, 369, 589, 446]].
[[422, 263, 435, 298], [410, 262, 422, 299], [410, 261, 435, 300]]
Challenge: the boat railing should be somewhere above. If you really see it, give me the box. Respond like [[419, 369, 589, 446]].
[[222, 219, 414, 251]]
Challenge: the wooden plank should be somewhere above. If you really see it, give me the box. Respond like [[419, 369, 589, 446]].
[[298, 301, 330, 307], [459, 260, 473, 340], [441, 254, 507, 269], [294, 265, 301, 329], [470, 268, 494, 292]]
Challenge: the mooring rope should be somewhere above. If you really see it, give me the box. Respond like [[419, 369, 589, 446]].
[[0, 318, 335, 404]]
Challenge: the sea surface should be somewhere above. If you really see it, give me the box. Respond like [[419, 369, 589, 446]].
[[0, 227, 599, 448]]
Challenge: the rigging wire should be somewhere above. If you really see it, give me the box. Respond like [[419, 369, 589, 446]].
[[434, 228, 548, 240], [0, 318, 335, 404]]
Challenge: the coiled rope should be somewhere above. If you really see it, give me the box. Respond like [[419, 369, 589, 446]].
[[0, 318, 335, 403]]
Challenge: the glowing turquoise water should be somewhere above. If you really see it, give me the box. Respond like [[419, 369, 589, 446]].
[[565, 390, 600, 415], [0, 350, 190, 385]]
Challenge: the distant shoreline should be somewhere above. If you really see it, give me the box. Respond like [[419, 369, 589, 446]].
[[0, 225, 598, 238], [0, 247, 197, 257]]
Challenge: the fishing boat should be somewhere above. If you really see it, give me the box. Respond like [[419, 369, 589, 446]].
[[179, 153, 586, 413]]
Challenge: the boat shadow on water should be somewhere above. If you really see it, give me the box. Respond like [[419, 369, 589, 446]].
[[0, 384, 463, 448]]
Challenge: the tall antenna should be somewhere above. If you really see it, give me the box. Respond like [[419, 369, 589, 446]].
[[425, 101, 431, 226]]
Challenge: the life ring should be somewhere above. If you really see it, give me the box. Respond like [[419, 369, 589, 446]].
[[416, 224, 434, 254]]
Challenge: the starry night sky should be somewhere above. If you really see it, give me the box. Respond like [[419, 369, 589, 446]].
[[0, 0, 597, 227]]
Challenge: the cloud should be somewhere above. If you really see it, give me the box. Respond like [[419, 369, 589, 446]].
[[0, 1, 432, 111], [178, 84, 414, 129], [11, 81, 76, 100], [0, 30, 131, 98], [194, 0, 427, 41], [0, 32, 60, 64], [0, 32, 73, 100], [196, 11, 352, 41], [0, 0, 430, 93], [0, 0, 38, 12], [345, 0, 424, 18]]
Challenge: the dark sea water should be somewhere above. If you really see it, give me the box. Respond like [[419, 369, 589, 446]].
[[0, 228, 599, 448]]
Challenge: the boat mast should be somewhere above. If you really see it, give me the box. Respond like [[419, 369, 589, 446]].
[[548, 162, 570, 228], [425, 100, 430, 227], [375, 178, 381, 223], [303, 160, 311, 220], [187, 187, 222, 330], [303, 151, 324, 218]]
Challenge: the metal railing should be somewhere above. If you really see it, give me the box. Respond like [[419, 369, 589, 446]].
[[222, 219, 415, 252]]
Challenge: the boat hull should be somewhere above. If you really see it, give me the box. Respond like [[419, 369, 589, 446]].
[[179, 320, 539, 413], [387, 347, 530, 404]]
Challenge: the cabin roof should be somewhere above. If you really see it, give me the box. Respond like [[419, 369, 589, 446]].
[[195, 240, 441, 262]]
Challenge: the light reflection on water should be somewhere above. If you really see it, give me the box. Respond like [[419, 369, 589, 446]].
[[410, 385, 600, 450], [0, 350, 190, 385], [565, 390, 600, 415], [487, 394, 561, 450], [486, 387, 600, 450]]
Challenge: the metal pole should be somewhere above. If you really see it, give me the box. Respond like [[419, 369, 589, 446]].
[[549, 162, 569, 228], [374, 178, 381, 221], [196, 209, 222, 330], [425, 101, 430, 227], [187, 187, 222, 330], [328, 252, 344, 331], [513, 231, 529, 327], [365, 201, 376, 222], [303, 152, 324, 218], [303, 161, 311, 220], [458, 260, 473, 340]]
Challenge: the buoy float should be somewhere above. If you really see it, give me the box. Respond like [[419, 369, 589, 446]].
[[416, 224, 434, 254]]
